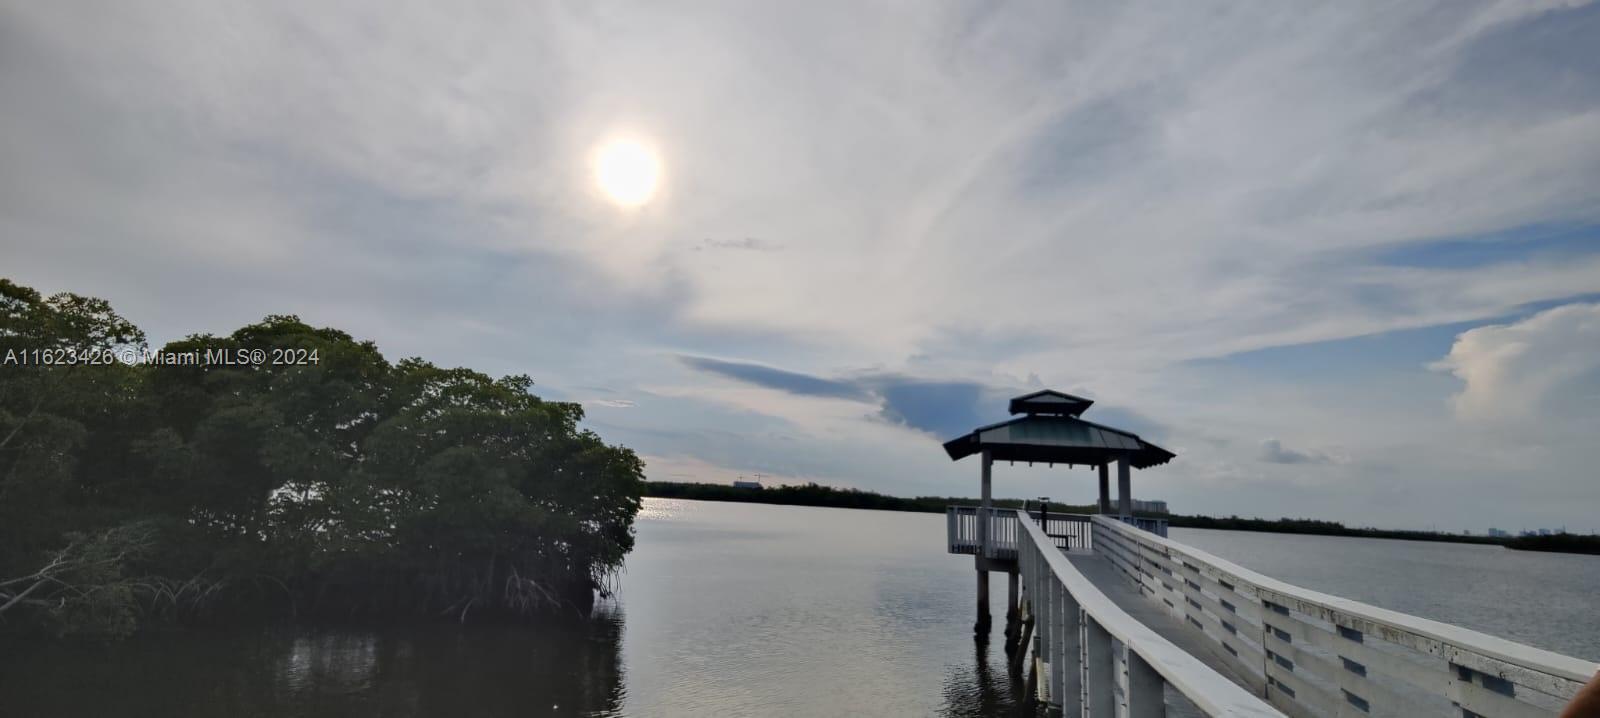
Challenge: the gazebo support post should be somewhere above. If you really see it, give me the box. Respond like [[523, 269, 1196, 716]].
[[976, 450, 993, 635], [1117, 456, 1132, 519], [1097, 463, 1111, 514], [1004, 569, 1020, 647]]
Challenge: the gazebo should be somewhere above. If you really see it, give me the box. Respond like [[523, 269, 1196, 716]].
[[943, 389, 1174, 630]]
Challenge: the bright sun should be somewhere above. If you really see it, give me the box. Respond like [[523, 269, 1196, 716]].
[[593, 139, 661, 208]]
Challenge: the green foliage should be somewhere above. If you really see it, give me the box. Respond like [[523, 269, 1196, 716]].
[[0, 279, 644, 636]]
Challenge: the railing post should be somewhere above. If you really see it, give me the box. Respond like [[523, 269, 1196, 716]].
[[976, 567, 990, 635], [1031, 532, 1043, 655], [1122, 645, 1165, 718], [1006, 570, 1019, 626], [1048, 575, 1064, 708], [1085, 611, 1115, 718], [979, 451, 992, 553], [1054, 578, 1083, 716], [1040, 563, 1053, 693], [1117, 457, 1132, 519], [1013, 534, 1035, 675]]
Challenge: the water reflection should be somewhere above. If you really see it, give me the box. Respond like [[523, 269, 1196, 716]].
[[2, 500, 1050, 717], [939, 636, 1031, 717], [0, 616, 627, 718], [6, 501, 1593, 716]]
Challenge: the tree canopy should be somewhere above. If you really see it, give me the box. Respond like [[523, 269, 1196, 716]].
[[0, 279, 643, 636]]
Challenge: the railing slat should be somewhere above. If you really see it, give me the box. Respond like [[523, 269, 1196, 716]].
[[1086, 614, 1116, 718], [1090, 515, 1600, 717], [1015, 512, 1281, 717]]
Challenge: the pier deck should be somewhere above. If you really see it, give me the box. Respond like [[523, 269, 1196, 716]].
[[1064, 549, 1258, 695], [948, 506, 1598, 717]]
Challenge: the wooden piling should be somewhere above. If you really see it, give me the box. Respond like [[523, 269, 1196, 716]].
[[974, 569, 990, 635], [1004, 570, 1019, 643]]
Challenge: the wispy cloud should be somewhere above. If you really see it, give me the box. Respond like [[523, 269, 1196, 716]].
[[3, 0, 1599, 528], [1258, 439, 1342, 466], [678, 356, 871, 402], [696, 238, 782, 252], [587, 399, 638, 409], [677, 355, 998, 438]]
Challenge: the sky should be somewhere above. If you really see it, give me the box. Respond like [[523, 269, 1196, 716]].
[[3, 1, 1598, 532]]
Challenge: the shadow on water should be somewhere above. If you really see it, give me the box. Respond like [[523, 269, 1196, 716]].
[[939, 635, 1036, 718], [0, 611, 627, 718]]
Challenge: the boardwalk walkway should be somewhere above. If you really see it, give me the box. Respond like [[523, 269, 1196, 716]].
[[1062, 547, 1263, 717], [952, 507, 1598, 717], [1066, 549, 1256, 692]]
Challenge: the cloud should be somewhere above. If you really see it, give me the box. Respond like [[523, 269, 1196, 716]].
[[9, 0, 1600, 375], [872, 379, 989, 439], [676, 355, 1175, 443], [4, 1, 1600, 529], [677, 356, 870, 401], [677, 355, 1000, 438], [1431, 302, 1600, 421], [587, 399, 637, 408], [1258, 439, 1340, 465], [696, 238, 782, 252]]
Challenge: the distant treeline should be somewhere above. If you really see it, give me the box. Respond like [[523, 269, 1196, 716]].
[[643, 481, 1589, 551], [645, 480, 1056, 513], [1506, 533, 1600, 555], [1163, 515, 1508, 545]]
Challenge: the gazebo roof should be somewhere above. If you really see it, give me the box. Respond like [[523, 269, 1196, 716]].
[[943, 391, 1176, 469], [1008, 389, 1093, 417]]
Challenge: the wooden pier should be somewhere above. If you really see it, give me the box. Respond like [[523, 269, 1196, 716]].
[[941, 391, 1598, 717], [947, 507, 1599, 717]]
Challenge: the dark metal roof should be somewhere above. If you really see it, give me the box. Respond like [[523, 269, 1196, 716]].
[[1008, 389, 1094, 416], [944, 391, 1175, 469]]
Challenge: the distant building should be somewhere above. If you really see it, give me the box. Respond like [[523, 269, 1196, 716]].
[[732, 480, 762, 490], [1132, 499, 1168, 514], [1486, 528, 1509, 538]]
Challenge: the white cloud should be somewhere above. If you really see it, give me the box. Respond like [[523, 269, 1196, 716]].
[[587, 399, 637, 409], [1432, 303, 1600, 422]]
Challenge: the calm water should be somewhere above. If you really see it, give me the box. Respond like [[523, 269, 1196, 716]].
[[3, 499, 1596, 717], [1168, 526, 1600, 661]]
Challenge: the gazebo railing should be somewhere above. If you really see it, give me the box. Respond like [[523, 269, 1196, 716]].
[[947, 506, 1020, 558], [1025, 509, 1096, 550], [1092, 515, 1599, 717], [950, 505, 1174, 556]]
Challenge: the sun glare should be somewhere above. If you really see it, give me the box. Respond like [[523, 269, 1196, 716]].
[[593, 139, 661, 208]]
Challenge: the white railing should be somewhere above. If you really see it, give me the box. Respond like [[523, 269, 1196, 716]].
[[1092, 515, 1600, 717], [1016, 509, 1282, 716], [947, 506, 1021, 558]]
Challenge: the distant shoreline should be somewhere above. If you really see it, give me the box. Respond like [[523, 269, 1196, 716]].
[[644, 481, 1600, 554]]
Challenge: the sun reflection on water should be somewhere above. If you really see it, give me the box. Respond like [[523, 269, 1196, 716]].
[[637, 497, 691, 521]]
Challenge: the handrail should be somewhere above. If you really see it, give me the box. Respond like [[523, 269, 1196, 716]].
[[1014, 509, 1282, 716], [1092, 515, 1599, 716], [948, 505, 1094, 555], [946, 505, 1027, 558]]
